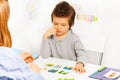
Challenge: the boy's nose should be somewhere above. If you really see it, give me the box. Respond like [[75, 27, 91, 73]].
[[57, 25, 61, 29]]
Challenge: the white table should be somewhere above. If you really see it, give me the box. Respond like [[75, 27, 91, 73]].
[[34, 57, 101, 80]]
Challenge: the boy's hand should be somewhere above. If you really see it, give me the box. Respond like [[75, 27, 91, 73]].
[[73, 62, 86, 73], [44, 28, 56, 39], [20, 52, 34, 63]]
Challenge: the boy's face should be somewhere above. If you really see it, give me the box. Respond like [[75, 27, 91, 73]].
[[53, 16, 70, 37]]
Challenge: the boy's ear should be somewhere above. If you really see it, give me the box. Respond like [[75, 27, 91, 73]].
[[69, 25, 71, 30], [69, 24, 74, 29]]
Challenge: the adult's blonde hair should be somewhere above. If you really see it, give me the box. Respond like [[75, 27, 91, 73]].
[[0, 0, 12, 47]]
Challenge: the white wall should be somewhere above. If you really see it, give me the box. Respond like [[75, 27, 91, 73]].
[[9, 0, 53, 54], [101, 0, 120, 68], [71, 0, 107, 52], [8, 0, 120, 68]]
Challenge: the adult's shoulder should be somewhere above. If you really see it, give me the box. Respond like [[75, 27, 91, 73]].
[[0, 47, 21, 59]]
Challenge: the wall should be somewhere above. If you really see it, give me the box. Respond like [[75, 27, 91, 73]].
[[8, 0, 120, 68], [9, 0, 61, 54], [101, 0, 120, 68]]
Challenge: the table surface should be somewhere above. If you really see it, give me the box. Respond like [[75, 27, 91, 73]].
[[34, 57, 101, 80]]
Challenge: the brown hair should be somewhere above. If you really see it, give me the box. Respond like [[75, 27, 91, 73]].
[[51, 1, 76, 29], [0, 0, 12, 47]]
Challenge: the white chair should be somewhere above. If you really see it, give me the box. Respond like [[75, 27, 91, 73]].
[[86, 50, 103, 65]]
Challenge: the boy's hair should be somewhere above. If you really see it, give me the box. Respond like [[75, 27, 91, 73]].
[[51, 1, 76, 29]]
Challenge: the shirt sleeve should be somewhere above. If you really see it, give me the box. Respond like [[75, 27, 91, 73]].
[[74, 36, 87, 65], [0, 47, 44, 80], [12, 48, 39, 59], [40, 38, 51, 58]]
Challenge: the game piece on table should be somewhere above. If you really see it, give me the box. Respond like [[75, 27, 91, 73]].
[[53, 65, 61, 69], [58, 78, 74, 80], [63, 66, 72, 70], [64, 78, 74, 80], [45, 64, 54, 67], [58, 78, 62, 80], [48, 69, 58, 73], [58, 70, 69, 74]]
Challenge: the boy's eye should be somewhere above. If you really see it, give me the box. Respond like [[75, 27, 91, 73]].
[[54, 23, 58, 25], [62, 24, 66, 27]]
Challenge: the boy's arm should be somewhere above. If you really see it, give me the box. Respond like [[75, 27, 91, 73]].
[[43, 28, 56, 39], [74, 37, 87, 65], [40, 38, 51, 58], [73, 37, 87, 73]]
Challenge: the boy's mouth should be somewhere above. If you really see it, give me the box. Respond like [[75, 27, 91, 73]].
[[57, 30, 62, 33]]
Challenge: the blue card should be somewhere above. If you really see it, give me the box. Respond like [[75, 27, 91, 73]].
[[53, 65, 61, 69], [63, 66, 72, 70], [48, 69, 58, 73]]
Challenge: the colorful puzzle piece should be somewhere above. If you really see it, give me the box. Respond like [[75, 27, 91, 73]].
[[63, 66, 72, 70], [58, 70, 69, 74], [53, 65, 61, 69], [58, 78, 74, 80], [48, 69, 58, 73], [45, 64, 54, 67]]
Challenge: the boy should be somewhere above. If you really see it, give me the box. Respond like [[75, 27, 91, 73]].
[[40, 1, 87, 73]]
